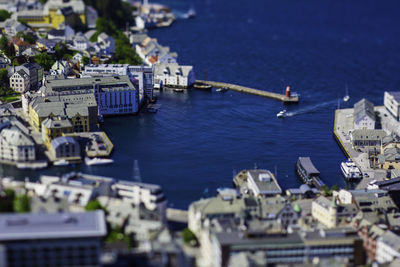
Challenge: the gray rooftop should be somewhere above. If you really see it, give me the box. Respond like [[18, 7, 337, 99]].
[[351, 129, 386, 141], [354, 98, 375, 124], [0, 210, 106, 241], [386, 91, 400, 103], [247, 170, 282, 195], [298, 157, 320, 176], [50, 136, 78, 149], [45, 75, 136, 93]]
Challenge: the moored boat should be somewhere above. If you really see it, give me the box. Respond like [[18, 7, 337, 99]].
[[340, 159, 362, 180], [85, 157, 113, 166], [53, 159, 69, 166], [193, 82, 212, 91], [296, 157, 323, 188]]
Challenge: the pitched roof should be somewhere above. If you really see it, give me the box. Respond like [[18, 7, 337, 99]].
[[50, 136, 78, 149], [354, 98, 375, 123]]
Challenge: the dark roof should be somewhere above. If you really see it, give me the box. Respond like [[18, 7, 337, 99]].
[[298, 157, 320, 176], [376, 177, 400, 191], [48, 29, 65, 37]]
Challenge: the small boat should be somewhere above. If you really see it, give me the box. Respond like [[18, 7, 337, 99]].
[[340, 159, 362, 180], [193, 82, 212, 91], [216, 87, 228, 93], [343, 85, 350, 102], [185, 7, 196, 19], [173, 88, 184, 93], [277, 110, 287, 118], [53, 159, 69, 166], [85, 157, 113, 166]]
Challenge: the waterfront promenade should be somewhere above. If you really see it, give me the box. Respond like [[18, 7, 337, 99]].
[[333, 107, 387, 188], [196, 80, 299, 103]]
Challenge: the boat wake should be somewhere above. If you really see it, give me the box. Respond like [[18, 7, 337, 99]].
[[284, 99, 337, 117]]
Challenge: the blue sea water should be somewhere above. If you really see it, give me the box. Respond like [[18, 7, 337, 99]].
[[3, 0, 400, 208]]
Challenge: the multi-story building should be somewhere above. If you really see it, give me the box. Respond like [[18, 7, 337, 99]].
[[246, 169, 282, 197], [8, 63, 43, 90], [43, 75, 140, 115], [384, 91, 400, 121], [376, 230, 400, 264], [29, 100, 91, 133], [49, 136, 81, 160], [41, 116, 74, 147], [0, 117, 35, 163], [353, 98, 376, 130], [11, 0, 86, 29], [154, 63, 195, 89], [83, 64, 154, 99], [9, 69, 30, 93], [0, 211, 106, 267], [350, 129, 387, 148]]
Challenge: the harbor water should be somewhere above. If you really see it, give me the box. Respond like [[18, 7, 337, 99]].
[[2, 0, 400, 208]]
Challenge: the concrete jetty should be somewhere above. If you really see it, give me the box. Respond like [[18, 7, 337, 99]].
[[166, 208, 188, 223], [196, 80, 299, 103]]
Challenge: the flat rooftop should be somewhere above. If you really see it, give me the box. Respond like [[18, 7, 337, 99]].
[[0, 210, 106, 241]]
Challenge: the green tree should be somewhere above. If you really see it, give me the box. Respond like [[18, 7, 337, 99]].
[[331, 184, 339, 191], [16, 32, 36, 44], [85, 199, 105, 211], [84, 0, 134, 28], [321, 185, 331, 196], [34, 52, 54, 71], [182, 228, 198, 246], [0, 9, 11, 22], [13, 194, 30, 213], [0, 189, 15, 212], [0, 35, 15, 59], [82, 56, 90, 66]]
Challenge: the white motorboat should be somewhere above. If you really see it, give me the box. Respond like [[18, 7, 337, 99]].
[[53, 159, 69, 166], [277, 110, 287, 118], [340, 159, 362, 180], [85, 157, 114, 166], [343, 85, 350, 102]]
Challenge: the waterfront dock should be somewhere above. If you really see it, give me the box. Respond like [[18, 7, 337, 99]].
[[195, 80, 299, 103], [333, 107, 387, 188]]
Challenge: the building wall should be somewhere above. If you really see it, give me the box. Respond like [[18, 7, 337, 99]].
[[376, 238, 400, 264], [384, 92, 400, 120], [311, 200, 337, 228], [0, 138, 35, 162], [41, 123, 74, 148], [10, 73, 29, 93], [97, 90, 138, 115], [50, 140, 80, 159], [4, 238, 101, 267], [354, 115, 375, 130]]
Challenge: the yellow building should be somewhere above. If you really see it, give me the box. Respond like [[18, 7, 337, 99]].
[[312, 196, 338, 228], [41, 116, 74, 148], [14, 0, 86, 30], [29, 98, 90, 134]]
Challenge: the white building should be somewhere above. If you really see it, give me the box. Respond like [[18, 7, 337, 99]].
[[246, 169, 282, 197], [2, 18, 27, 36], [83, 64, 154, 99], [96, 32, 115, 56], [72, 33, 90, 51], [353, 98, 376, 130], [44, 75, 140, 115], [9, 70, 30, 93], [0, 124, 35, 162], [50, 60, 70, 77], [0, 211, 106, 267], [384, 91, 400, 121], [376, 230, 400, 264], [154, 63, 195, 89]]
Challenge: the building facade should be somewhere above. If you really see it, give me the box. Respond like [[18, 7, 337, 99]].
[[384, 91, 400, 121], [9, 70, 30, 93], [49, 136, 81, 159]]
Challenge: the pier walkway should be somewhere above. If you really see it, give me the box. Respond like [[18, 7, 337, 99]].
[[196, 80, 299, 103]]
